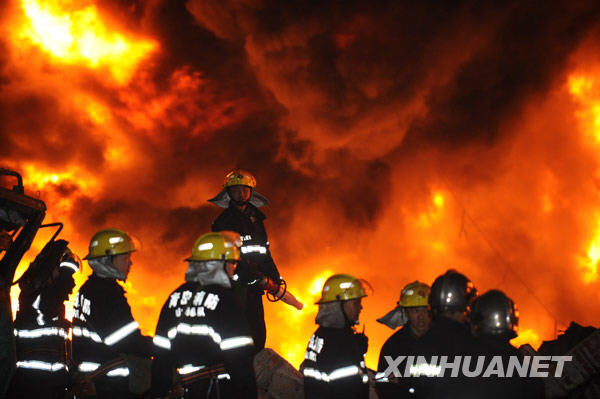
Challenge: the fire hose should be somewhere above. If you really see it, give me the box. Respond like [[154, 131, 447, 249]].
[[255, 276, 304, 310]]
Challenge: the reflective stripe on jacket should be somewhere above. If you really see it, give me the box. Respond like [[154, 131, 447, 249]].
[[302, 326, 369, 399]]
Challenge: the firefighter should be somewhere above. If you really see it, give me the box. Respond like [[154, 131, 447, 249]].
[[72, 228, 152, 398], [469, 290, 545, 399], [301, 274, 370, 399], [376, 281, 432, 398], [9, 248, 79, 398], [150, 231, 257, 399], [422, 269, 479, 398], [209, 169, 280, 351]]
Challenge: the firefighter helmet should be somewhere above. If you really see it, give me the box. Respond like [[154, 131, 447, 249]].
[[223, 169, 256, 188], [186, 231, 241, 262], [316, 274, 368, 304], [399, 281, 430, 307], [59, 247, 81, 273], [470, 290, 518, 339], [429, 269, 476, 312], [84, 229, 136, 260]]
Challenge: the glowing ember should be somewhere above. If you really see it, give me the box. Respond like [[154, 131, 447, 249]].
[[18, 0, 157, 84]]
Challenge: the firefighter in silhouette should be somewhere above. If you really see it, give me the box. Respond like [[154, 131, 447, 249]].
[[209, 169, 280, 352], [469, 290, 545, 399], [72, 228, 152, 398], [420, 269, 478, 398], [9, 246, 79, 398], [301, 274, 370, 399], [376, 281, 432, 398], [151, 231, 257, 399]]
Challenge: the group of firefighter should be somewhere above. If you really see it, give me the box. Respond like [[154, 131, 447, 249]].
[[8, 169, 546, 398]]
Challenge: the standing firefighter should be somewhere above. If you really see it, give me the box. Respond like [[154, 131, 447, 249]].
[[469, 290, 545, 399], [301, 274, 370, 399], [422, 269, 478, 398], [72, 228, 152, 398], [376, 281, 432, 398], [9, 246, 79, 398], [151, 231, 257, 399], [210, 169, 281, 351]]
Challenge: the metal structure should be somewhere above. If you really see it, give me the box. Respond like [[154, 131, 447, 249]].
[[0, 168, 46, 396]]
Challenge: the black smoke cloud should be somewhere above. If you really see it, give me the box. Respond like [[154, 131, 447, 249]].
[[1, 0, 598, 259], [0, 0, 597, 255]]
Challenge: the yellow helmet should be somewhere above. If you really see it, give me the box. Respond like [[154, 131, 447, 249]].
[[398, 281, 430, 307], [186, 231, 241, 262], [223, 169, 256, 188], [316, 274, 367, 304], [84, 229, 136, 260]]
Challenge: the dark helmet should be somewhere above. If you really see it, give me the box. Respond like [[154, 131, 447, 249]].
[[429, 269, 477, 313], [469, 290, 518, 339]]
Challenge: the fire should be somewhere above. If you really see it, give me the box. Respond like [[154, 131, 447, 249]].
[[5, 0, 600, 380], [433, 192, 445, 209], [569, 73, 600, 283], [581, 216, 600, 283], [511, 328, 542, 350], [17, 0, 157, 85], [20, 162, 99, 193], [269, 270, 334, 368], [568, 74, 600, 143]]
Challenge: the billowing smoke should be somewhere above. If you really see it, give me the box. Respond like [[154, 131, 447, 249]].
[[1, 0, 600, 367]]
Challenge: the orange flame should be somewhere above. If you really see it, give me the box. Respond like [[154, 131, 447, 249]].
[[6, 1, 600, 374], [17, 0, 157, 85], [569, 73, 600, 283]]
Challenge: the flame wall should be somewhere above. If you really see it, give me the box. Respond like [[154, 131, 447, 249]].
[[2, 0, 600, 369]]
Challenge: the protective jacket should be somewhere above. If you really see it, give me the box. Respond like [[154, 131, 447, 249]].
[[151, 282, 257, 399], [72, 273, 152, 394], [302, 326, 369, 399], [11, 292, 70, 398], [415, 316, 480, 399], [212, 201, 280, 350], [376, 325, 435, 399], [468, 335, 545, 399]]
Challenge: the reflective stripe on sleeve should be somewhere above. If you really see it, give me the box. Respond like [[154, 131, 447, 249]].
[[16, 360, 66, 372], [79, 362, 101, 372], [153, 335, 171, 350], [220, 336, 254, 350], [104, 321, 139, 346], [303, 365, 363, 383], [73, 326, 103, 343], [106, 367, 130, 377], [375, 372, 389, 382], [409, 363, 441, 377], [177, 364, 206, 375]]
